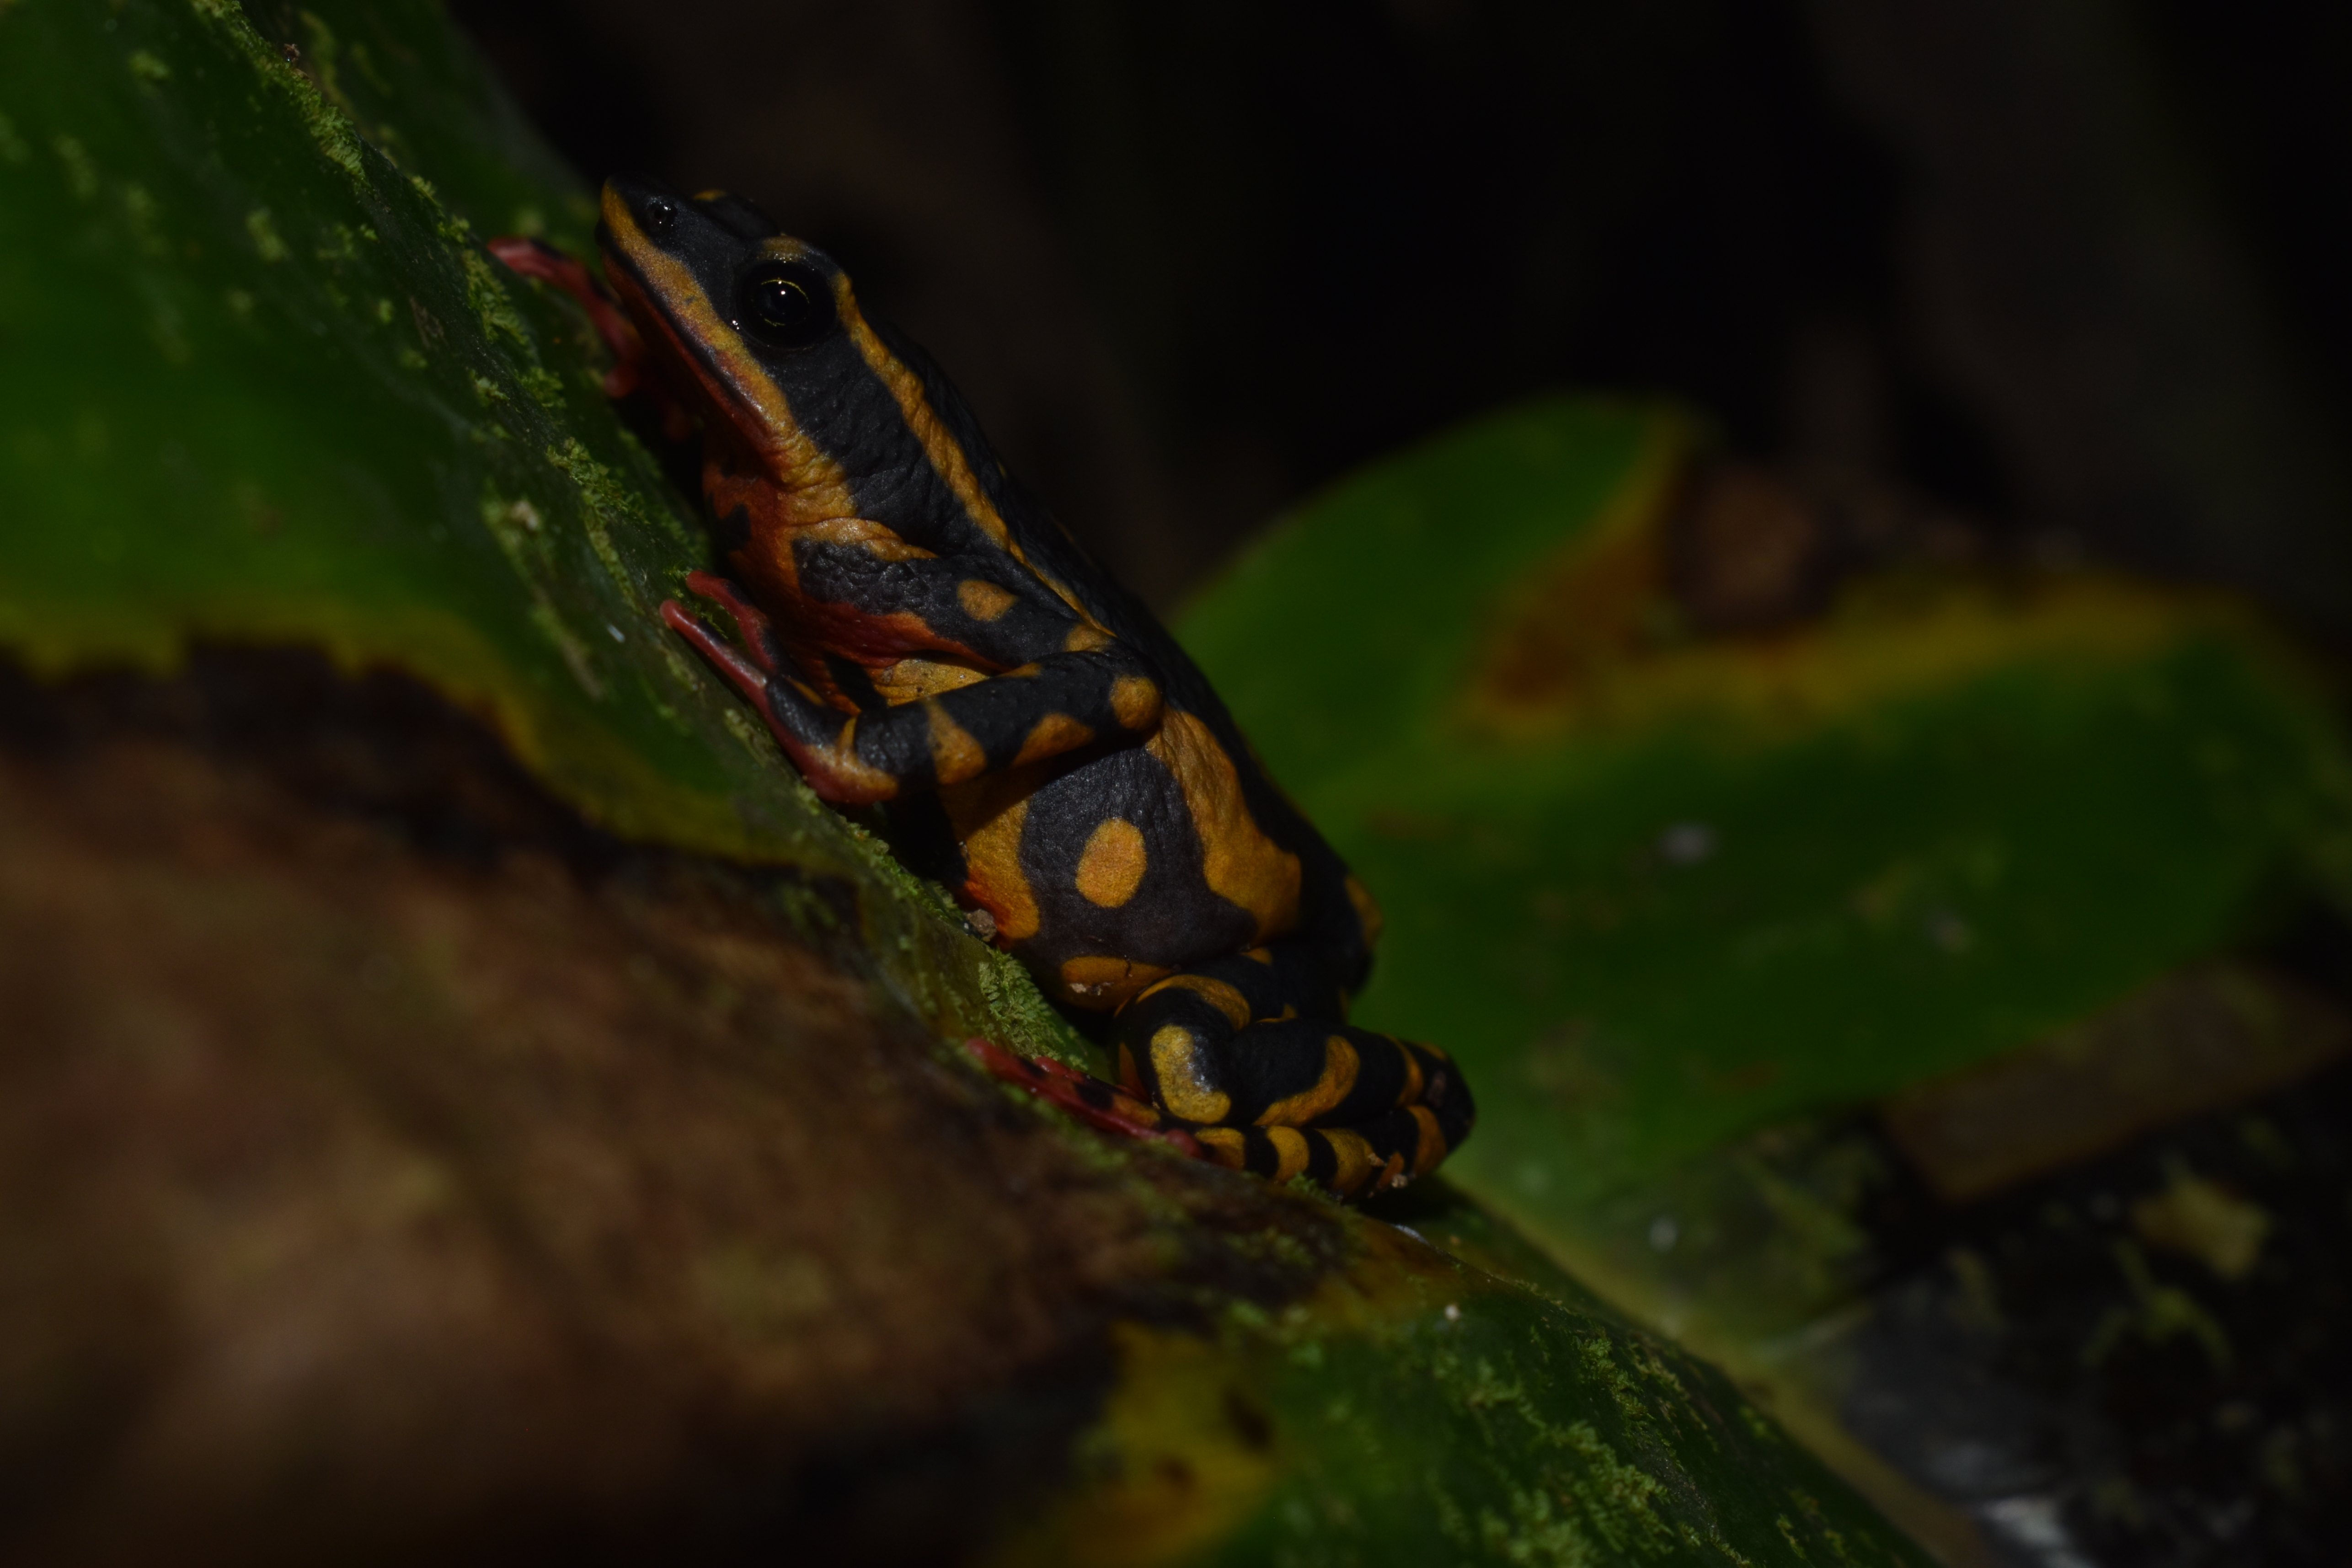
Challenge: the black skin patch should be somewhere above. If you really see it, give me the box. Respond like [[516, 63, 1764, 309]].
[[881, 793, 970, 889], [794, 541, 1068, 664], [589, 175, 1474, 1198], [711, 501, 754, 557], [823, 656, 884, 713], [1017, 745, 1258, 971]]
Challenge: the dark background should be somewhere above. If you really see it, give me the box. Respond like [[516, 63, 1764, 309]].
[[448, 0, 2352, 624]]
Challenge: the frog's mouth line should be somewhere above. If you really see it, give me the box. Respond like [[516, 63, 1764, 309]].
[[596, 209, 852, 518], [594, 228, 760, 433]]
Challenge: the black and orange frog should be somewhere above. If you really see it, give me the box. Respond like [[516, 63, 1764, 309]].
[[495, 178, 1472, 1198]]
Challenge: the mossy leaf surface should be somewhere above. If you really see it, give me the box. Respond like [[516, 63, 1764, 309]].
[[2, 8, 1940, 1560], [0, 0, 1096, 1056], [1006, 1183, 1930, 1568]]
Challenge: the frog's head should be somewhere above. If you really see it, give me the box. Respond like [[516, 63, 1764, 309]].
[[596, 175, 917, 531]]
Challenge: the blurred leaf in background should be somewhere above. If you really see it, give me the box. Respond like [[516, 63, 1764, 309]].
[[1188, 396, 2351, 1209], [1184, 397, 2352, 1561]]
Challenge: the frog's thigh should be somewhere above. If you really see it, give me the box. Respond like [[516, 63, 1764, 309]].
[[1123, 999, 1470, 1192], [1016, 750, 1258, 978], [1189, 1025, 1463, 1193]]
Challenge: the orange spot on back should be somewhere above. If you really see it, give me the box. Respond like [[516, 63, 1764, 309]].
[[1075, 818, 1149, 908]]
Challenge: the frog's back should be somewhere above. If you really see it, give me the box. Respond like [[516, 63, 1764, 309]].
[[883, 328, 1374, 1002], [883, 328, 1300, 802]]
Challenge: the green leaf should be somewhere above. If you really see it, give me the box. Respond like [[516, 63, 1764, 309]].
[[0, 7, 1942, 1559], [0, 0, 1088, 1060], [1002, 1184, 1930, 1568], [1181, 397, 2352, 1217], [1181, 400, 2352, 1553]]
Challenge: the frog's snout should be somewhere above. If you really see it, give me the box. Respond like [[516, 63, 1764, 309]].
[[599, 174, 682, 252]]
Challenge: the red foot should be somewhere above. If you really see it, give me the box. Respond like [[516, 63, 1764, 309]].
[[661, 594, 893, 806], [486, 235, 647, 398], [964, 1038, 1203, 1158], [662, 594, 822, 767], [679, 569, 786, 674], [661, 599, 774, 699]]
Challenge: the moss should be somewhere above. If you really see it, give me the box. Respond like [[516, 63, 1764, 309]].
[[1008, 1220, 1928, 1567], [0, 5, 1948, 1560]]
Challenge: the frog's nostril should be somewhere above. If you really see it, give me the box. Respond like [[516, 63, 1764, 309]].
[[643, 196, 677, 236]]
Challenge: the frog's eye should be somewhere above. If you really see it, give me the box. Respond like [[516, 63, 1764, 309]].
[[738, 262, 835, 350]]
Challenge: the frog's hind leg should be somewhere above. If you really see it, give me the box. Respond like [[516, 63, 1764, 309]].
[[1112, 954, 1475, 1199], [962, 1038, 1202, 1158], [1169, 1024, 1470, 1198]]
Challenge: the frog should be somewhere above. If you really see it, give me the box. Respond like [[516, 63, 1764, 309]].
[[492, 177, 1473, 1199]]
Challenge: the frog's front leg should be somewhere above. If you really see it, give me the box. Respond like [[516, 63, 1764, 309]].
[[486, 236, 646, 399], [1109, 950, 1475, 1199], [663, 574, 1164, 804], [488, 235, 699, 443]]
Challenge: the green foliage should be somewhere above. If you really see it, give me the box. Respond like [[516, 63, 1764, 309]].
[[0, 5, 1941, 1559], [1181, 399, 2352, 1220], [1181, 405, 2352, 1557], [0, 0, 1083, 1058], [3, 0, 714, 840], [1008, 1192, 1929, 1568]]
